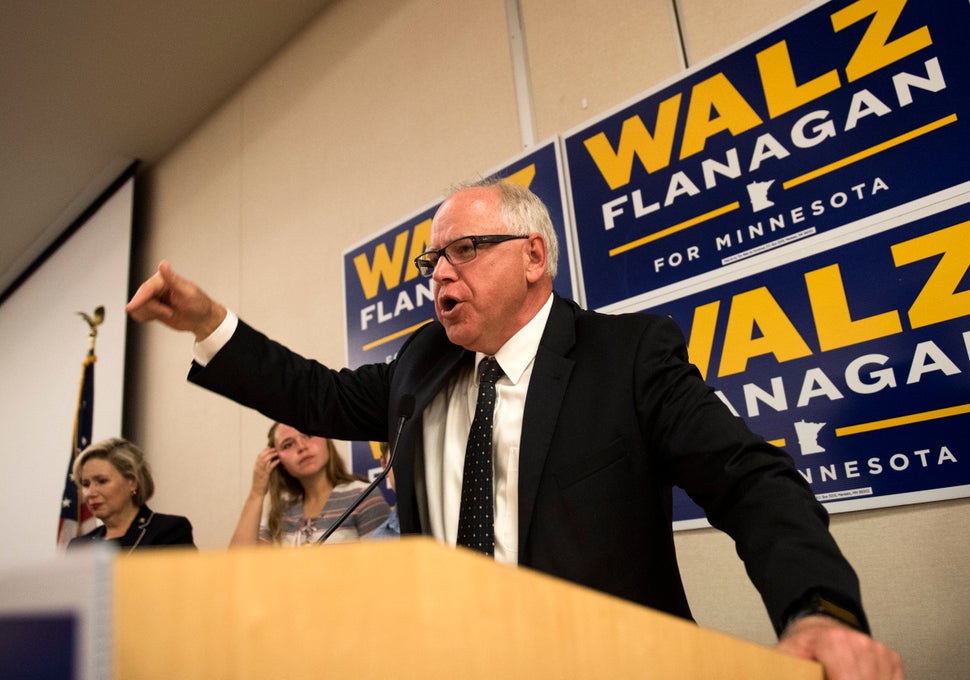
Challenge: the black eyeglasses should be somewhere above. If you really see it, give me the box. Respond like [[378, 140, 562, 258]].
[[413, 234, 528, 278]]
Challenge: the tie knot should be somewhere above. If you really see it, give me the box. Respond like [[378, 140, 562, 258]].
[[477, 357, 503, 385]]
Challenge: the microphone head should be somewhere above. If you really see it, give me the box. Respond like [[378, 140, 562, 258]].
[[398, 394, 416, 420]]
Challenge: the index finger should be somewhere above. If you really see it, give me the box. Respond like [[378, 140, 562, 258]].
[[126, 261, 171, 319]]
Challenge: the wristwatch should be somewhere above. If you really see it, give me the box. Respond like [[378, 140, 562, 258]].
[[784, 590, 868, 634]]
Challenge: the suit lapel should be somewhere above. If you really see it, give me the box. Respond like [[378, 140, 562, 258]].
[[517, 297, 576, 553], [395, 298, 579, 546], [394, 333, 470, 534]]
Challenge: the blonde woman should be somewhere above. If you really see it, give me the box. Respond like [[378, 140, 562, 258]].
[[230, 423, 390, 546], [68, 437, 196, 551]]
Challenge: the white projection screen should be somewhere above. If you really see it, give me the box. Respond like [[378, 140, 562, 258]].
[[0, 174, 133, 569]]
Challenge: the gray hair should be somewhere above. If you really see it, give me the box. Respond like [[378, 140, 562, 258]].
[[448, 177, 559, 279]]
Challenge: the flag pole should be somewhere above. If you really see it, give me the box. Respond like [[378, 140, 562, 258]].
[[57, 306, 105, 548]]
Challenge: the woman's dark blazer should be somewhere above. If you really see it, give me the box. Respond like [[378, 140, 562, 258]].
[[67, 504, 196, 552]]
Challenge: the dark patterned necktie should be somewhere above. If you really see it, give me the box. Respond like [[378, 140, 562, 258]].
[[457, 357, 503, 556]]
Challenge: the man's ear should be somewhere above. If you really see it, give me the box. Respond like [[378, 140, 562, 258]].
[[525, 234, 547, 283]]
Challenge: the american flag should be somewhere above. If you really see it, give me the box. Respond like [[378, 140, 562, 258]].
[[57, 352, 98, 548]]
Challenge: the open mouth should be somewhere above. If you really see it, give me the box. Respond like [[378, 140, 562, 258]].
[[438, 294, 460, 313]]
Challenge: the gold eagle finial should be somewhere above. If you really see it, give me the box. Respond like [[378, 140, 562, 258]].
[[77, 306, 105, 352]]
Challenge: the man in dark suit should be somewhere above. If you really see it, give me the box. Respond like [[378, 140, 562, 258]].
[[128, 179, 902, 679]]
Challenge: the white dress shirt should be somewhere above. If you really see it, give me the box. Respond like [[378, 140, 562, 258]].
[[423, 294, 552, 565], [193, 310, 238, 367]]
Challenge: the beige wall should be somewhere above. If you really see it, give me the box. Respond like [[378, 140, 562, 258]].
[[125, 1, 969, 678]]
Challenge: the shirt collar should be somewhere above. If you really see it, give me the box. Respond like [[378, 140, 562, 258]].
[[476, 293, 553, 385]]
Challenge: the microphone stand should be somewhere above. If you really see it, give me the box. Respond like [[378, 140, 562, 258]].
[[317, 396, 414, 544]]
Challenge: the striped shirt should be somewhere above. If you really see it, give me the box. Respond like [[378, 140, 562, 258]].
[[259, 480, 391, 546]]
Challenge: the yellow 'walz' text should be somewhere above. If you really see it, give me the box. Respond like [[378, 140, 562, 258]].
[[353, 218, 434, 331], [684, 219, 970, 381], [353, 218, 431, 300], [585, 0, 938, 198]]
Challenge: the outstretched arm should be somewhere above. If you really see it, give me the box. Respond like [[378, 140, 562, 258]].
[[127, 260, 227, 341]]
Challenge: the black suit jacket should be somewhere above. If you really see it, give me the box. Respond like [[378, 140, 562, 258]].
[[190, 294, 864, 634], [67, 505, 196, 551]]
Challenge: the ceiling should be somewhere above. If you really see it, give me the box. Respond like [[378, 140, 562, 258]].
[[0, 0, 333, 298]]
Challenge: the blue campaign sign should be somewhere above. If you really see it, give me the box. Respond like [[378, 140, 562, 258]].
[[563, 0, 970, 310], [342, 140, 573, 483], [650, 198, 970, 524], [493, 141, 578, 303], [343, 198, 437, 492], [344, 202, 438, 371]]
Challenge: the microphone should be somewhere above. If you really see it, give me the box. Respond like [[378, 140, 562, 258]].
[[317, 395, 415, 544]]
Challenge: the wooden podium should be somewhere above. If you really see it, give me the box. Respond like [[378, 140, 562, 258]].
[[114, 537, 822, 679]]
